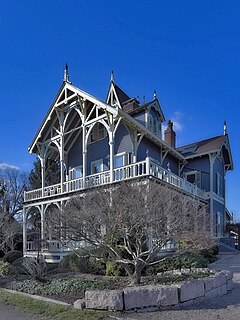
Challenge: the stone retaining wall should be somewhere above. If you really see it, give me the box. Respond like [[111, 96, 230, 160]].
[[74, 270, 233, 312]]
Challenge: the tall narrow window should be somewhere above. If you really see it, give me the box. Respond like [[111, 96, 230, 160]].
[[216, 173, 223, 197]]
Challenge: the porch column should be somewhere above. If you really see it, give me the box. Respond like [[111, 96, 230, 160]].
[[22, 207, 27, 255], [41, 204, 45, 241], [109, 131, 114, 183], [82, 124, 87, 188], [60, 133, 65, 193], [40, 157, 45, 197]]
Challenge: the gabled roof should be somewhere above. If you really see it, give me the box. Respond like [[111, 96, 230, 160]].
[[114, 84, 130, 104], [29, 81, 118, 154], [177, 135, 233, 170]]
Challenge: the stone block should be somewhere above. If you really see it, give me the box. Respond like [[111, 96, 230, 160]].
[[85, 290, 123, 311], [123, 285, 178, 310], [205, 284, 228, 299], [220, 270, 233, 281], [179, 280, 205, 302], [74, 299, 86, 310], [227, 280, 234, 291]]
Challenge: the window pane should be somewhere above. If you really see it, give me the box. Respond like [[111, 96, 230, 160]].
[[114, 155, 124, 168]]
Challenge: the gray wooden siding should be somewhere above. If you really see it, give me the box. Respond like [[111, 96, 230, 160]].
[[132, 111, 146, 127], [87, 137, 110, 174], [182, 156, 210, 191], [137, 137, 161, 163], [68, 134, 83, 169], [162, 153, 179, 175], [114, 123, 133, 154], [213, 199, 225, 236], [213, 157, 225, 196]]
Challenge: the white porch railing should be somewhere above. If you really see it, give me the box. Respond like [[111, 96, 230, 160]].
[[26, 240, 83, 252], [24, 158, 206, 202]]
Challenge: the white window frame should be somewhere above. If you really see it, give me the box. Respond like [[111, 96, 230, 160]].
[[185, 170, 201, 187], [114, 152, 128, 169], [91, 159, 103, 174], [216, 172, 223, 197], [69, 166, 83, 180]]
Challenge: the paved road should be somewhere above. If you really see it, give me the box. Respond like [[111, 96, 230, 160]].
[[106, 253, 240, 320]]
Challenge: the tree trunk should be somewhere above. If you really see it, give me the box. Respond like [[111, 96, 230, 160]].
[[132, 262, 143, 285]]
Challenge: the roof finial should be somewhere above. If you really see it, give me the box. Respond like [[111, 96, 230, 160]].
[[153, 89, 157, 100], [224, 120, 227, 135], [110, 70, 114, 83], [64, 63, 69, 82]]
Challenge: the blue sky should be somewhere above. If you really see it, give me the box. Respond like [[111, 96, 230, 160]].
[[0, 1, 239, 217]]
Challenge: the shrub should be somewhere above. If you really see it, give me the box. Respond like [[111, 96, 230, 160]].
[[12, 257, 29, 275], [146, 252, 208, 275], [0, 262, 14, 276], [106, 261, 127, 277], [22, 257, 47, 282], [3, 251, 23, 264], [59, 248, 106, 275], [9, 277, 122, 298], [200, 248, 218, 263]]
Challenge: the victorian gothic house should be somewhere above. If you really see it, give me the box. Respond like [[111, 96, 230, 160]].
[[23, 68, 233, 262]]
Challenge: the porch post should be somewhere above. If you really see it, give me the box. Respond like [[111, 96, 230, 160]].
[[60, 133, 65, 193], [82, 124, 87, 188], [109, 131, 114, 183], [40, 157, 45, 197], [22, 207, 27, 255]]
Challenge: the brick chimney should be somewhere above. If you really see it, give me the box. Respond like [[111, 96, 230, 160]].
[[164, 120, 176, 148]]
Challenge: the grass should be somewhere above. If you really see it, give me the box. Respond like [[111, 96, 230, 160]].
[[0, 289, 110, 320]]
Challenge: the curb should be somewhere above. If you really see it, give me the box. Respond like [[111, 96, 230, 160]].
[[0, 288, 71, 306]]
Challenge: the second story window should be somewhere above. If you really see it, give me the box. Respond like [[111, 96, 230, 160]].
[[89, 123, 107, 143], [185, 171, 201, 188], [216, 172, 223, 197], [91, 159, 103, 174]]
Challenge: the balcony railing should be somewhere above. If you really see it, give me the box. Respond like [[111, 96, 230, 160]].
[[24, 158, 207, 202]]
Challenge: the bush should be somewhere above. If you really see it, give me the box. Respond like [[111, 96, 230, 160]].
[[9, 277, 121, 298], [3, 251, 23, 264], [0, 262, 14, 276], [12, 257, 29, 275], [200, 247, 218, 263], [106, 261, 127, 277], [22, 257, 47, 282], [146, 252, 208, 275], [59, 248, 106, 275]]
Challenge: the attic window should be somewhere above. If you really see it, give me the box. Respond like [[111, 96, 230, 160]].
[[89, 123, 107, 143], [181, 145, 198, 155]]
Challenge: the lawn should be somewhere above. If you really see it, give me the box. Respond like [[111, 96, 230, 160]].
[[0, 289, 110, 320]]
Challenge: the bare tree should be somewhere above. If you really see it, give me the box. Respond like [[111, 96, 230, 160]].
[[0, 213, 22, 253], [50, 180, 210, 284], [0, 165, 28, 253]]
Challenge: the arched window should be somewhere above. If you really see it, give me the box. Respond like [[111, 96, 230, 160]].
[[148, 113, 161, 137], [89, 123, 107, 143]]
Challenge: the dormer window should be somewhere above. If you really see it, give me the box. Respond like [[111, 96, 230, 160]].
[[89, 123, 107, 143], [148, 114, 161, 137]]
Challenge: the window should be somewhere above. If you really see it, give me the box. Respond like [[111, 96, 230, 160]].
[[89, 123, 107, 143], [69, 166, 83, 180], [185, 171, 201, 188], [114, 153, 128, 168], [216, 211, 222, 237], [91, 159, 103, 174], [148, 113, 160, 137], [216, 172, 223, 197]]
